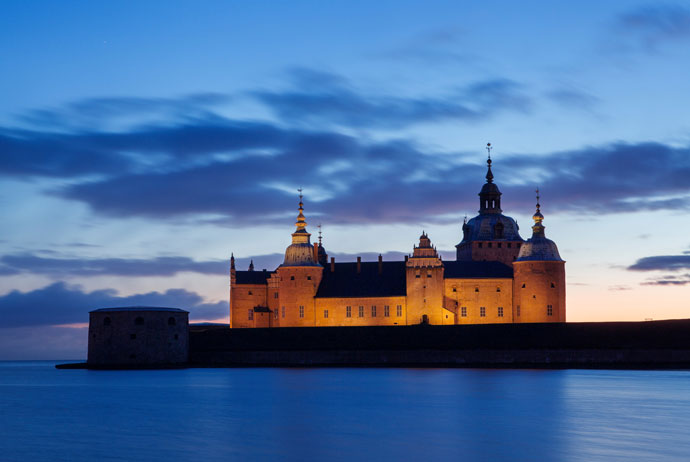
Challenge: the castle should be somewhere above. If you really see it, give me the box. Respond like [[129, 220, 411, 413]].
[[230, 151, 565, 328]]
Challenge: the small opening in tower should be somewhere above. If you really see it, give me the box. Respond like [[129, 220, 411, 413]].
[[522, 284, 526, 288], [551, 282, 556, 288], [475, 287, 479, 292]]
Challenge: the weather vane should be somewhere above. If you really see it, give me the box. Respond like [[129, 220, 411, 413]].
[[297, 187, 303, 201], [486, 142, 492, 160], [318, 223, 323, 245]]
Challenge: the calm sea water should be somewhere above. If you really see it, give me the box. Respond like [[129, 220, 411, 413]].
[[1, 362, 689, 462]]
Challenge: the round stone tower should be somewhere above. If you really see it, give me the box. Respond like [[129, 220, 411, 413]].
[[512, 192, 566, 322], [276, 191, 324, 326]]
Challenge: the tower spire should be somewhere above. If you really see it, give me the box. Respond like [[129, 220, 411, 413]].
[[318, 223, 322, 246], [485, 142, 494, 183], [249, 259, 254, 271], [478, 143, 501, 213], [532, 187, 545, 237], [230, 253, 235, 270]]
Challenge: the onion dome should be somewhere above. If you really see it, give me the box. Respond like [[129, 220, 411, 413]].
[[282, 190, 319, 267], [458, 145, 523, 245], [516, 190, 563, 262]]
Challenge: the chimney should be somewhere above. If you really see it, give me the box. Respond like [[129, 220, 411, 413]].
[[330, 257, 335, 273], [378, 254, 383, 274], [357, 256, 361, 274]]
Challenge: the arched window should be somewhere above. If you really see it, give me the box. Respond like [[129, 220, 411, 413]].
[[168, 317, 176, 326], [135, 317, 144, 326], [103, 317, 111, 326], [494, 222, 504, 239]]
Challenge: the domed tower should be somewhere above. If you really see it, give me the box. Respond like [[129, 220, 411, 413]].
[[276, 190, 324, 326], [512, 191, 565, 323], [406, 232, 448, 325], [456, 144, 524, 265]]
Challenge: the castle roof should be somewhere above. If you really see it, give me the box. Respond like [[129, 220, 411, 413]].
[[315, 261, 406, 298], [443, 260, 513, 279], [236, 270, 274, 284], [90, 306, 188, 313]]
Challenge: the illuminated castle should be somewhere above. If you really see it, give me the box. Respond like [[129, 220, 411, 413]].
[[229, 149, 565, 327]]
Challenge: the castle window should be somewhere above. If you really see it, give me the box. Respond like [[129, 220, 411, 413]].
[[290, 276, 295, 280], [130, 334, 136, 340], [371, 306, 377, 317], [478, 243, 483, 249], [547, 305, 553, 316], [496, 287, 501, 292], [508, 243, 512, 248], [416, 274, 421, 278], [168, 317, 176, 326], [358, 306, 364, 317], [498, 307, 504, 317], [307, 276, 311, 280], [384, 305, 390, 317], [282, 306, 285, 318], [497, 243, 502, 248], [174, 334, 179, 340], [480, 307, 486, 317], [103, 317, 111, 326], [488, 242, 492, 248], [346, 306, 352, 318], [135, 317, 144, 326], [494, 223, 504, 239], [452, 287, 457, 292], [427, 272, 432, 278], [248, 309, 253, 321], [248, 290, 253, 295], [517, 244, 521, 249], [274, 292, 278, 299], [274, 310, 278, 320], [299, 306, 304, 318], [551, 283, 556, 288], [522, 283, 526, 288], [517, 305, 521, 316], [461, 307, 467, 317], [324, 310, 328, 318], [396, 305, 402, 317], [475, 287, 479, 292]]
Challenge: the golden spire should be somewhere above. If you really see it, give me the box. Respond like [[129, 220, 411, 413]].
[[295, 187, 307, 231], [532, 187, 545, 236]]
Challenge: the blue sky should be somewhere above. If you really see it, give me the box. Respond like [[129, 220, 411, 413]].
[[1, 1, 690, 359]]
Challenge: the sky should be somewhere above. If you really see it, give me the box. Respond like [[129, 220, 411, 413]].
[[1, 0, 689, 359]]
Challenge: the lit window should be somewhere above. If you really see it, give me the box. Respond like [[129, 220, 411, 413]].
[[274, 310, 278, 320], [358, 306, 364, 317], [371, 306, 377, 317], [547, 305, 553, 316], [248, 309, 253, 321], [324, 310, 328, 318], [384, 305, 390, 317], [396, 305, 402, 317], [461, 307, 467, 317], [346, 306, 352, 318], [299, 305, 304, 318], [274, 292, 278, 298], [498, 307, 504, 317], [480, 307, 486, 317]]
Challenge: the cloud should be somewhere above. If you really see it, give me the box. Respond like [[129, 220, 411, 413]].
[[614, 4, 690, 53], [253, 69, 530, 128], [0, 282, 227, 328], [546, 88, 600, 111], [640, 273, 690, 286], [0, 254, 228, 277], [628, 254, 690, 271]]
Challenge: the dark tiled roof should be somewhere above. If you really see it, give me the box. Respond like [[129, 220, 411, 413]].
[[90, 306, 188, 313], [316, 261, 406, 298], [443, 260, 513, 279], [235, 270, 274, 285]]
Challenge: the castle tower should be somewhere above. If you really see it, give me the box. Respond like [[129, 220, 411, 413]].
[[229, 254, 236, 327], [512, 191, 566, 322], [276, 190, 324, 326], [406, 232, 448, 325], [456, 144, 524, 265]]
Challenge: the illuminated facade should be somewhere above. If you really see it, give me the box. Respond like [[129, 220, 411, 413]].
[[229, 154, 566, 328]]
